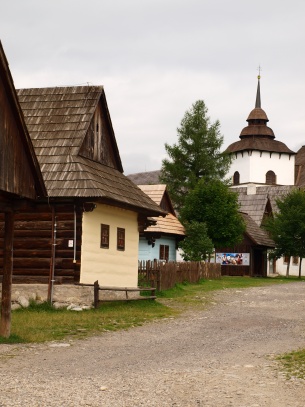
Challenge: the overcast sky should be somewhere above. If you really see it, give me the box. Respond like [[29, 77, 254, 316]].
[[1, 0, 305, 175]]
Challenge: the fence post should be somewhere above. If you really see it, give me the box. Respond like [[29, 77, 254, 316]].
[[94, 280, 99, 309]]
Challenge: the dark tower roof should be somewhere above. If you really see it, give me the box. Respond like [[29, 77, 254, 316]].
[[227, 75, 294, 155]]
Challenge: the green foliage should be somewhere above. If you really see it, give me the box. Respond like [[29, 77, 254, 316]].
[[178, 221, 214, 261], [160, 100, 231, 211], [180, 179, 245, 249], [264, 188, 305, 277], [277, 349, 305, 380]]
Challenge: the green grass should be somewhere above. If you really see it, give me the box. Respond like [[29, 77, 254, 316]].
[[156, 276, 299, 308], [0, 275, 302, 344], [277, 349, 305, 380], [6, 299, 173, 344]]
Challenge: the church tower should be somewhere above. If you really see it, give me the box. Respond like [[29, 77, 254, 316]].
[[227, 75, 295, 186]]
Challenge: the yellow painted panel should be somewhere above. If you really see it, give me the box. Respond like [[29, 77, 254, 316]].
[[80, 204, 139, 287]]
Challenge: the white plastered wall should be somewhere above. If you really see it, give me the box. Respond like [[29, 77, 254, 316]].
[[230, 151, 295, 185], [80, 203, 139, 287], [268, 257, 302, 277]]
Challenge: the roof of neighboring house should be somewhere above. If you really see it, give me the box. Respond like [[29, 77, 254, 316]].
[[256, 185, 295, 212], [127, 170, 161, 185], [231, 185, 296, 225], [237, 191, 269, 225], [295, 146, 305, 186], [242, 212, 275, 248], [138, 184, 166, 205], [137, 184, 175, 214], [143, 212, 185, 236], [0, 41, 46, 199], [136, 184, 185, 237], [17, 86, 164, 216]]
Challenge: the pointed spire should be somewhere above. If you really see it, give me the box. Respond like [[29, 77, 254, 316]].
[[255, 74, 261, 108]]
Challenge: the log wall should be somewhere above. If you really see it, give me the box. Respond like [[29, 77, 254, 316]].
[[0, 203, 82, 284]]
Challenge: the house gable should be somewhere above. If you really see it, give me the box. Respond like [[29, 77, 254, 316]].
[[17, 85, 164, 216], [0, 42, 45, 200], [78, 93, 122, 171]]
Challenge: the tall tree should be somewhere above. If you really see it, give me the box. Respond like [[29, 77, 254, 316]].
[[160, 100, 231, 211], [178, 221, 214, 261], [180, 179, 245, 250], [264, 188, 305, 278]]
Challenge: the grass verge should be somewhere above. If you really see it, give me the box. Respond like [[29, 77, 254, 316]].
[[0, 275, 302, 344], [4, 299, 174, 344], [277, 349, 305, 380], [156, 275, 300, 309]]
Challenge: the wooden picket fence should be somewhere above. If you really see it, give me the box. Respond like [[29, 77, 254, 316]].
[[138, 260, 221, 291]]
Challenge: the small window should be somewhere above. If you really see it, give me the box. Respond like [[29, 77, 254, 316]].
[[292, 256, 299, 265], [283, 255, 290, 264], [159, 245, 169, 261], [266, 171, 276, 185], [233, 171, 240, 185], [101, 224, 110, 248], [117, 228, 125, 251]]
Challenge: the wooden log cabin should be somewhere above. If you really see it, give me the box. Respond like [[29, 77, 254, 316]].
[[216, 212, 275, 277], [0, 41, 46, 335], [4, 85, 165, 290]]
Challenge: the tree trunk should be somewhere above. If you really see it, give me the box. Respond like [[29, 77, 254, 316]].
[[298, 257, 302, 279], [286, 256, 290, 278], [0, 211, 15, 338]]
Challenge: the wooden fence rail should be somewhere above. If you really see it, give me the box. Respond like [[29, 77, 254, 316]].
[[138, 260, 221, 291], [93, 281, 156, 308]]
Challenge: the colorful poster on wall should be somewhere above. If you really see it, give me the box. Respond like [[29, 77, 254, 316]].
[[216, 252, 250, 266]]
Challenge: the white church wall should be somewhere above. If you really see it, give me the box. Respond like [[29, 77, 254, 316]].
[[229, 151, 295, 185], [229, 153, 250, 184]]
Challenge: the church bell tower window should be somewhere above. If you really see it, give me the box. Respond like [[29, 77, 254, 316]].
[[266, 170, 276, 185], [233, 171, 240, 185]]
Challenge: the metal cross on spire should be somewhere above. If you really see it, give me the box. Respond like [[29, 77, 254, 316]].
[[255, 65, 262, 108], [257, 65, 262, 79]]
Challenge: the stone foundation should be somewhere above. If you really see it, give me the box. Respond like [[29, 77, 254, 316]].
[[1, 284, 139, 310]]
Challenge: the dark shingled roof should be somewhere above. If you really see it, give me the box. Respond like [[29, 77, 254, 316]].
[[127, 170, 161, 185], [226, 77, 295, 155], [232, 185, 296, 224], [247, 107, 269, 121], [17, 86, 165, 216], [237, 191, 269, 225], [295, 146, 305, 186], [242, 212, 275, 248], [0, 41, 46, 198], [227, 137, 294, 154]]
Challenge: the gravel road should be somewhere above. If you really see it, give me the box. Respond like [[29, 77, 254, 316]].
[[0, 282, 305, 407]]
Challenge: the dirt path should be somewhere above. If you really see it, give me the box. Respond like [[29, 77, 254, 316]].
[[0, 282, 305, 406]]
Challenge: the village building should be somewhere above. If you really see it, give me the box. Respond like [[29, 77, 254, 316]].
[[226, 75, 305, 276], [227, 75, 296, 187], [126, 178, 185, 262], [0, 41, 46, 334], [8, 85, 165, 294]]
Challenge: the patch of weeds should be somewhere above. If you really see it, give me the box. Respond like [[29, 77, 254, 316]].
[[0, 334, 25, 344], [277, 349, 305, 380]]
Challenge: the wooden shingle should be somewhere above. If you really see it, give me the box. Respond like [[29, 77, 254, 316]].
[[242, 213, 274, 248], [17, 86, 165, 216]]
